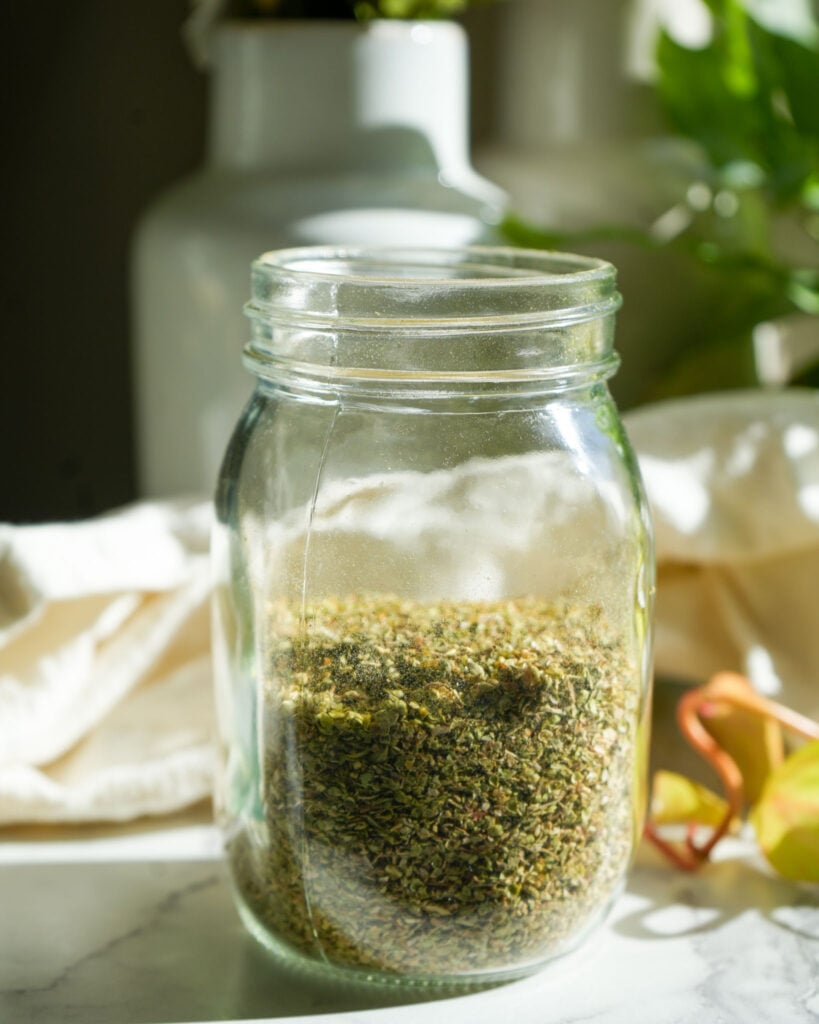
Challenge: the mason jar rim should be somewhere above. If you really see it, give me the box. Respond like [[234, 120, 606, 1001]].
[[252, 244, 614, 282], [248, 246, 618, 320], [243, 245, 622, 387]]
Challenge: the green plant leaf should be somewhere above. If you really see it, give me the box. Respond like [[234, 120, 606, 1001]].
[[650, 770, 732, 827], [701, 701, 785, 804], [499, 214, 658, 253], [772, 33, 819, 139], [355, 0, 490, 17], [750, 739, 819, 882], [743, 0, 819, 47], [656, 4, 819, 203], [656, 31, 756, 171]]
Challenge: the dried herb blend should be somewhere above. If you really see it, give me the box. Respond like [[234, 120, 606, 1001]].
[[231, 594, 643, 977]]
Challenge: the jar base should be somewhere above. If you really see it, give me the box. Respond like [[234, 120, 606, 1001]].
[[233, 880, 622, 991]]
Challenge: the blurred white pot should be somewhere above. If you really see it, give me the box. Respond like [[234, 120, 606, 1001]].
[[131, 19, 504, 498]]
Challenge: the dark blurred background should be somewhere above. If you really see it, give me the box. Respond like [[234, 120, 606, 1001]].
[[1, 2, 205, 522], [0, 2, 502, 523]]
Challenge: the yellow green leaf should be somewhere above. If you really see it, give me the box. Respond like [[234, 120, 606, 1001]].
[[750, 740, 819, 883], [701, 701, 785, 804], [650, 770, 731, 827]]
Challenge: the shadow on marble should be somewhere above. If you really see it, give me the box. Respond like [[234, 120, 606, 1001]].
[[618, 852, 819, 944]]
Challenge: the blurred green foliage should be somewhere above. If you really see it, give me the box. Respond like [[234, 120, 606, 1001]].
[[504, 0, 819, 397]]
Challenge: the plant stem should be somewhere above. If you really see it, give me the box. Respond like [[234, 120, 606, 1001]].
[[645, 671, 819, 870]]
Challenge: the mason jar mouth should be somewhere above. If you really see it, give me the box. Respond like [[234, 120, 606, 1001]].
[[244, 245, 622, 384]]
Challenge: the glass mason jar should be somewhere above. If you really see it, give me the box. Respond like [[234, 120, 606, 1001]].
[[212, 245, 654, 985]]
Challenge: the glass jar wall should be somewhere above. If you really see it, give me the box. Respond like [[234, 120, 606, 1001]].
[[212, 246, 654, 985]]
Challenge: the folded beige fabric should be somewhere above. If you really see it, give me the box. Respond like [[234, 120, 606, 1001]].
[[0, 502, 214, 825], [0, 388, 816, 826], [625, 389, 819, 720]]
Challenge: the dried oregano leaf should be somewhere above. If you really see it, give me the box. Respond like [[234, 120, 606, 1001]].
[[650, 770, 732, 828], [749, 740, 819, 883], [231, 594, 644, 975]]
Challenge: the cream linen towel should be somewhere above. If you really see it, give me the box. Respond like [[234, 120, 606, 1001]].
[[624, 388, 819, 720], [1, 389, 816, 826], [0, 501, 214, 825]]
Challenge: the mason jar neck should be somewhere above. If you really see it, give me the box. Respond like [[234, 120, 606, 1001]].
[[243, 246, 622, 394], [208, 20, 474, 177]]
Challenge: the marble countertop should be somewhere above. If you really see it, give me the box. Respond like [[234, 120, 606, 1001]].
[[0, 817, 817, 1024]]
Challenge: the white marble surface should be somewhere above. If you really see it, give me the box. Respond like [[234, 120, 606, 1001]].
[[0, 821, 817, 1024]]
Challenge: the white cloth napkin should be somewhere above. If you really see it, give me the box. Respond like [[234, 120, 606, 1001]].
[[0, 388, 816, 827], [0, 502, 214, 825]]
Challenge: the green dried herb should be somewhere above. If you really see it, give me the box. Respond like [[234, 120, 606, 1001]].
[[230, 595, 644, 978]]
